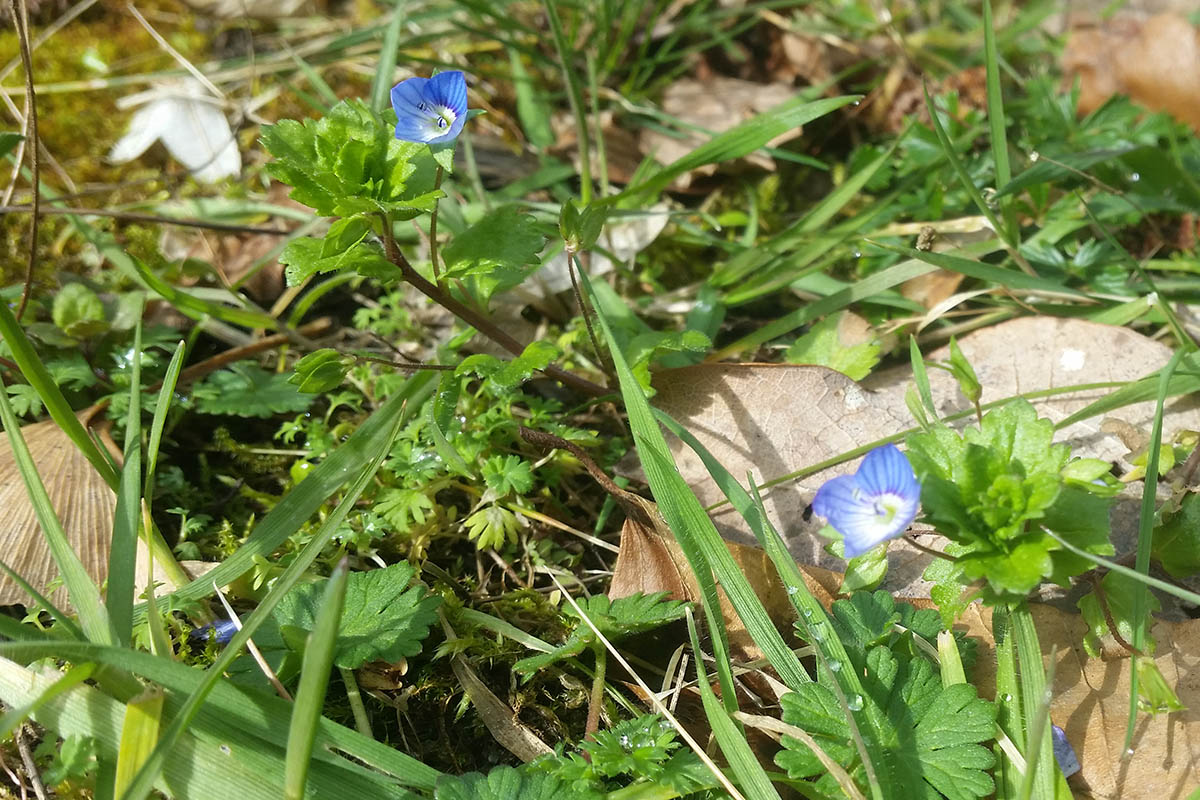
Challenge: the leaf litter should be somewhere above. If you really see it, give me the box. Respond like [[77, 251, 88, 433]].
[[647, 314, 1200, 794]]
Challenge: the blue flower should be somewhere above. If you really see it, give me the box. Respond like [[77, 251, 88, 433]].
[[812, 444, 921, 559], [390, 71, 468, 144], [189, 619, 239, 645]]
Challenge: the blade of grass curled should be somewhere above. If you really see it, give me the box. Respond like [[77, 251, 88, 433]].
[[108, 315, 144, 646], [285, 558, 349, 800], [0, 374, 113, 645], [1127, 347, 1185, 750], [132, 370, 436, 622], [582, 271, 810, 694], [685, 609, 781, 800], [119, 398, 409, 800], [1009, 605, 1054, 800]]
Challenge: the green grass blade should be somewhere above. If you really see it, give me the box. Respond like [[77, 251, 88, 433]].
[[113, 688, 164, 799], [1010, 605, 1054, 800], [0, 297, 117, 487], [0, 662, 94, 740], [1127, 348, 1185, 749], [0, 639, 440, 790], [0, 655, 421, 799], [145, 341, 185, 503], [508, 47, 554, 149], [982, 0, 1015, 242], [0, 379, 113, 645], [922, 85, 1008, 246], [873, 243, 1089, 298], [1056, 353, 1200, 428], [119, 394, 413, 800], [0, 556, 83, 639], [285, 559, 349, 800], [108, 316, 144, 646], [543, 0, 592, 203], [369, 2, 404, 112], [686, 610, 781, 800], [711, 257, 935, 359], [621, 95, 859, 200], [133, 370, 436, 621], [583, 272, 811, 693]]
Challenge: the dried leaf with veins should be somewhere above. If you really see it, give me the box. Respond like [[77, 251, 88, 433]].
[[653, 317, 1200, 600]]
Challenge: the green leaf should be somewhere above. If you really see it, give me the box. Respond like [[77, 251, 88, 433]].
[[435, 766, 599, 800], [280, 236, 398, 286], [482, 455, 534, 496], [273, 561, 441, 670], [456, 340, 560, 392], [778, 650, 995, 800], [513, 593, 687, 673], [906, 399, 1114, 600], [0, 131, 22, 159], [463, 505, 525, 550], [840, 545, 889, 593], [626, 329, 710, 392], [785, 312, 880, 380], [1077, 571, 1159, 659], [262, 99, 438, 219], [442, 206, 546, 292], [193, 363, 313, 418], [290, 348, 355, 393], [1152, 492, 1200, 578], [52, 283, 108, 339]]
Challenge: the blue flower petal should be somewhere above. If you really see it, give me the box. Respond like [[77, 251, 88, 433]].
[[856, 443, 920, 498], [390, 72, 469, 144], [426, 70, 467, 116], [811, 445, 921, 559]]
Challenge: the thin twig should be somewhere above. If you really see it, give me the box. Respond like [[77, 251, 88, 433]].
[[379, 217, 609, 398], [10, 0, 38, 322], [0, 204, 290, 235], [906, 534, 958, 562], [126, 3, 224, 99], [14, 725, 46, 800]]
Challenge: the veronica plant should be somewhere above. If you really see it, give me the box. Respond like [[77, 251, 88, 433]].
[[812, 444, 921, 559], [390, 70, 468, 143]]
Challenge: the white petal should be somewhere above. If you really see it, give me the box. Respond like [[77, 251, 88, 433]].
[[157, 97, 241, 182], [108, 100, 172, 163]]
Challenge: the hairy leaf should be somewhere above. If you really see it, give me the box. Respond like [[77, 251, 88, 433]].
[[273, 561, 440, 669]]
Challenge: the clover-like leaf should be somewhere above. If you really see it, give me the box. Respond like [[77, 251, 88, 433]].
[[192, 363, 313, 418], [272, 561, 440, 669]]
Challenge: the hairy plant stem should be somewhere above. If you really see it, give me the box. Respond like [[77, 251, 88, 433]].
[[380, 216, 609, 398], [586, 644, 607, 736], [568, 251, 612, 383], [429, 164, 445, 283]]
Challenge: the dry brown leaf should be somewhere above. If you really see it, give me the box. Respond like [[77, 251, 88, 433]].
[[956, 602, 1200, 798], [654, 317, 1200, 595], [901, 269, 966, 311], [639, 78, 798, 189], [0, 409, 116, 607], [1064, 12, 1200, 130]]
